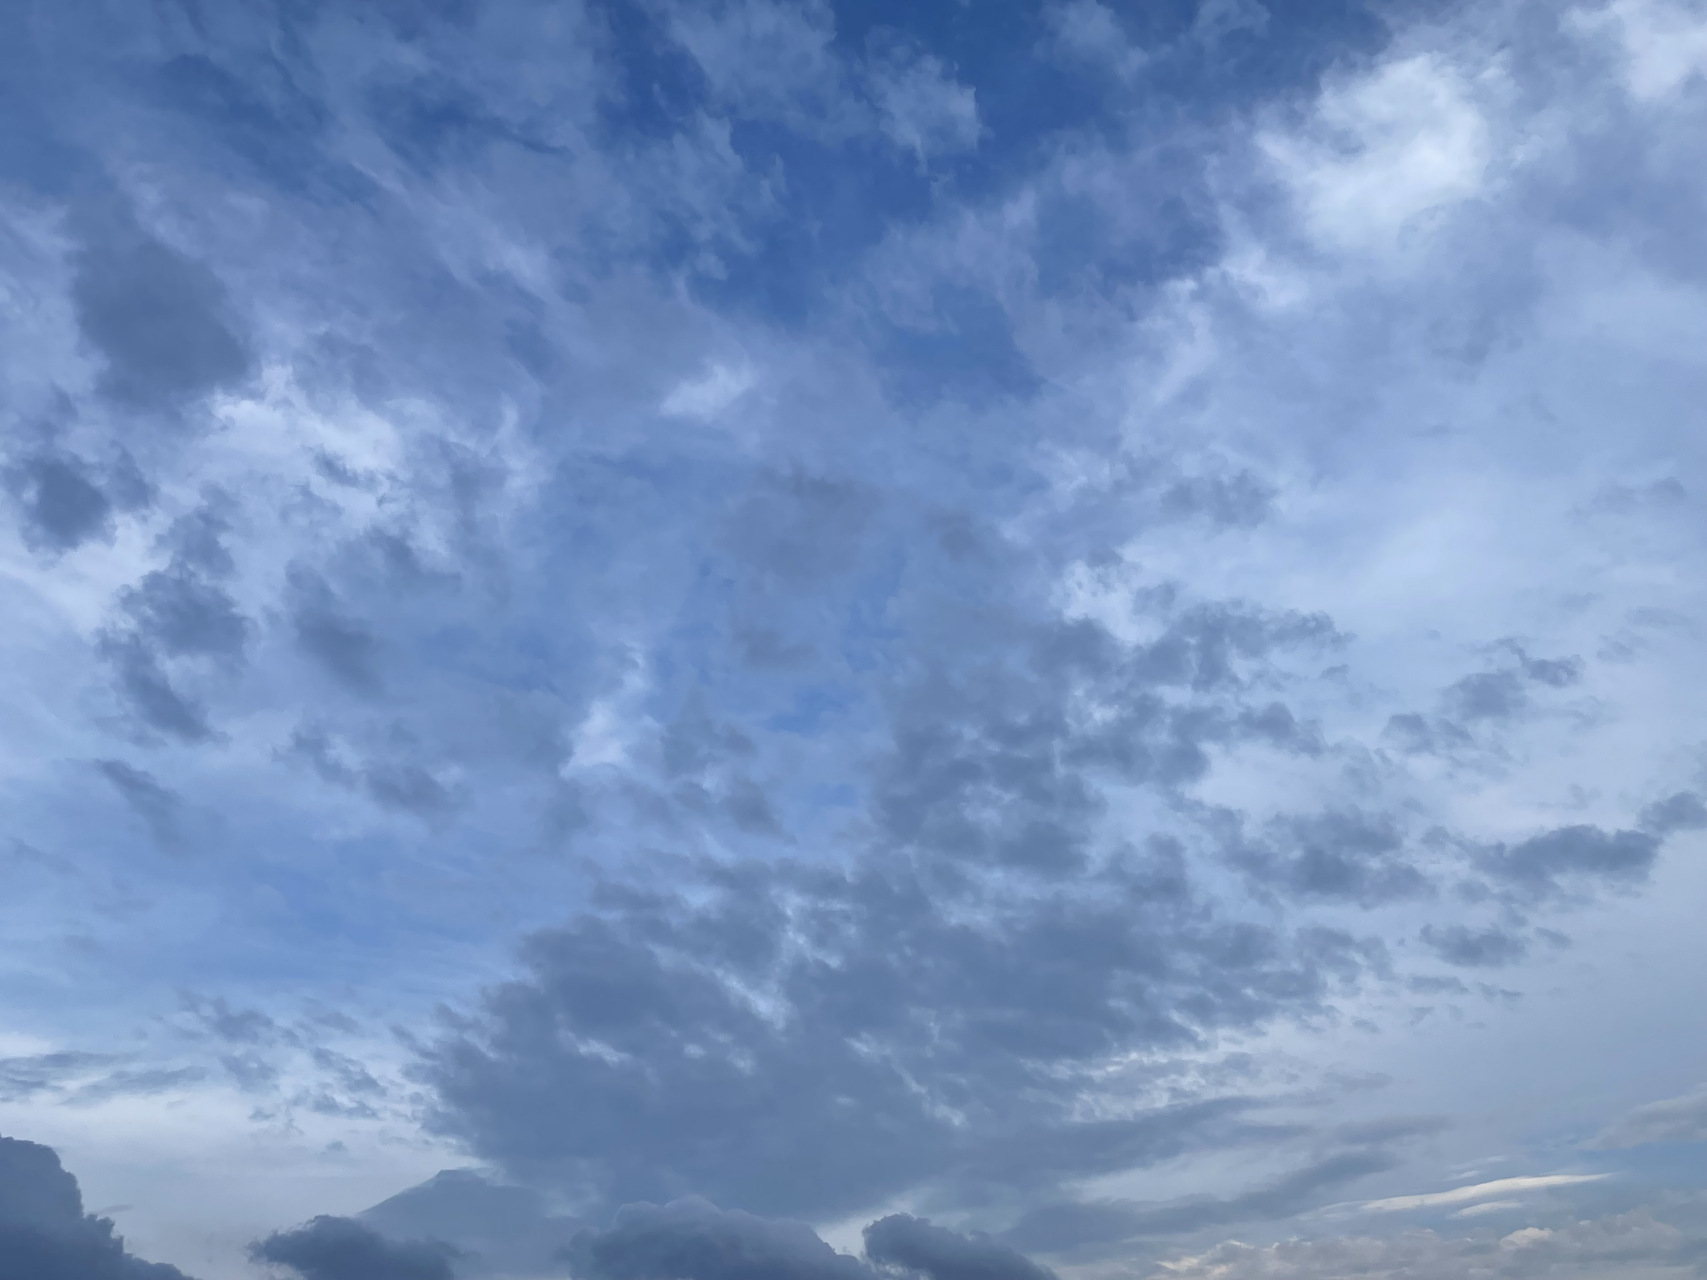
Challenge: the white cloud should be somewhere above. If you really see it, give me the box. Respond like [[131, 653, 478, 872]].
[[660, 359, 757, 419], [1359, 1173, 1611, 1213], [1260, 53, 1494, 253], [1574, 0, 1707, 101]]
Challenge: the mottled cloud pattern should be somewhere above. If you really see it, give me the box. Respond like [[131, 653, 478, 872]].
[[1, 0, 1706, 1277]]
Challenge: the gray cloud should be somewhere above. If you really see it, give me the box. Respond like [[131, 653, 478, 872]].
[[1481, 826, 1659, 901], [423, 834, 1367, 1220], [96, 760, 182, 848], [72, 235, 252, 408], [0, 1134, 195, 1280], [1003, 1149, 1399, 1254], [98, 633, 214, 741], [289, 570, 383, 695], [864, 1215, 1056, 1280], [1419, 924, 1530, 969], [1232, 810, 1431, 907], [1595, 1084, 1707, 1150], [251, 1216, 455, 1280], [0, 1053, 115, 1102], [1638, 792, 1707, 838], [4, 453, 115, 552], [567, 1199, 870, 1280], [362, 1170, 580, 1279]]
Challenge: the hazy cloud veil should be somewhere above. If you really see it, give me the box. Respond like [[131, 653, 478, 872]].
[[1, 0, 1706, 1278]]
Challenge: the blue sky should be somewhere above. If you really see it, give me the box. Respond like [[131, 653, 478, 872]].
[[2, 0, 1707, 1278]]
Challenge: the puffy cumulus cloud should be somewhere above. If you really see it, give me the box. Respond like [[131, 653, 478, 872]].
[[0, 1134, 195, 1280], [250, 1216, 456, 1280]]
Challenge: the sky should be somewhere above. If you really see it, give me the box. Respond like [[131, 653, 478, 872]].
[[1, 0, 1707, 1277]]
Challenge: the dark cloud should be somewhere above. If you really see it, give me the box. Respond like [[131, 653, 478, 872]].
[[118, 568, 248, 663], [1232, 810, 1430, 906], [0, 1134, 195, 1280], [1440, 671, 1527, 723], [182, 995, 278, 1045], [1638, 791, 1707, 837], [289, 570, 383, 694], [71, 235, 252, 408], [98, 500, 246, 739], [99, 634, 214, 741], [251, 1216, 455, 1280], [1481, 824, 1659, 900], [864, 1215, 1055, 1280], [4, 453, 114, 551], [1418, 924, 1528, 968], [288, 725, 460, 822], [1380, 712, 1468, 757], [423, 838, 1365, 1220], [567, 1199, 870, 1280]]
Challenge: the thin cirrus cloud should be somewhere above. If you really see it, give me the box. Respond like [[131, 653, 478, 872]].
[[0, 0, 1706, 1278]]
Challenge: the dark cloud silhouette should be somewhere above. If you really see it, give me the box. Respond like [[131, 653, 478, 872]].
[[567, 1199, 870, 1280], [864, 1215, 1055, 1280], [72, 236, 252, 407], [0, 1134, 195, 1280], [251, 1215, 455, 1280]]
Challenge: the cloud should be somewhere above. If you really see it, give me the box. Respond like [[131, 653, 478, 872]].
[[1004, 1150, 1399, 1253], [1260, 52, 1493, 253], [71, 233, 252, 408], [1153, 1209, 1694, 1279], [361, 1169, 580, 1279], [95, 759, 184, 848], [423, 832, 1363, 1219], [1418, 924, 1529, 969], [251, 1216, 456, 1280], [1358, 1174, 1610, 1214], [865, 1214, 1056, 1280], [1481, 826, 1660, 901], [0, 1134, 195, 1280], [1596, 1084, 1707, 1149], [568, 1199, 871, 1280]]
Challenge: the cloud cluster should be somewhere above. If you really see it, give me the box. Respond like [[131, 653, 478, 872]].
[[0, 1135, 194, 1280]]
